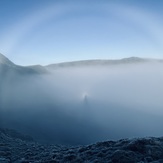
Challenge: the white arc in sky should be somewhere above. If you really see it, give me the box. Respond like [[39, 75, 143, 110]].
[[1, 2, 163, 65]]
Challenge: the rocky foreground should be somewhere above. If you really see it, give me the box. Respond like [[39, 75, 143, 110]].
[[0, 128, 163, 163]]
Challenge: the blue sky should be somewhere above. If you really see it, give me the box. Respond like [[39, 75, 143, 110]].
[[0, 0, 163, 65]]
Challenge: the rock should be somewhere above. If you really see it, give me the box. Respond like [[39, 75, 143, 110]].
[[1, 128, 163, 162], [0, 158, 10, 163]]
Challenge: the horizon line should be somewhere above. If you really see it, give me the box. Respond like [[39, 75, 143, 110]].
[[0, 53, 163, 67]]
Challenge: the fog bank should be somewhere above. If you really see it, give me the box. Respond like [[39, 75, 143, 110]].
[[1, 61, 163, 145]]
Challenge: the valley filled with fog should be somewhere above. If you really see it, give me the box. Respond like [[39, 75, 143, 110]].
[[0, 54, 163, 145]]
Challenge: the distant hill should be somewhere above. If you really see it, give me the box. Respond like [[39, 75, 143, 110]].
[[0, 53, 48, 76], [1, 53, 163, 71], [46, 57, 163, 69]]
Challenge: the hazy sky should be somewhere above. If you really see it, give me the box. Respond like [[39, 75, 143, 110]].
[[0, 0, 163, 65]]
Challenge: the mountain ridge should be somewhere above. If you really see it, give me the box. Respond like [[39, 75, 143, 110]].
[[0, 53, 48, 74], [1, 53, 163, 69], [46, 57, 149, 68]]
